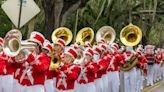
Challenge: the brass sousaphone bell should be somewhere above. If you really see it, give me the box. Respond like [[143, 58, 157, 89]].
[[50, 27, 73, 70], [51, 27, 73, 45], [119, 23, 142, 71], [76, 27, 94, 45], [120, 23, 142, 47], [96, 26, 116, 44]]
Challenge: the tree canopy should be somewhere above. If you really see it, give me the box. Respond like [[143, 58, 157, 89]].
[[0, 0, 164, 47]]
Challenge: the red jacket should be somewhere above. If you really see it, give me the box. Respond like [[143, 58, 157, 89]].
[[96, 58, 108, 78], [135, 53, 147, 69], [56, 64, 81, 90], [78, 61, 98, 84], [18, 53, 50, 86], [144, 54, 155, 62], [1, 52, 18, 75], [0, 57, 6, 75], [107, 51, 125, 71], [155, 52, 162, 64]]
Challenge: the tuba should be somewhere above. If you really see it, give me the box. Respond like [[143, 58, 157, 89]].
[[96, 26, 116, 44], [120, 23, 142, 47], [3, 29, 37, 62], [51, 27, 73, 45], [76, 27, 94, 45], [119, 23, 142, 71], [50, 27, 73, 70]]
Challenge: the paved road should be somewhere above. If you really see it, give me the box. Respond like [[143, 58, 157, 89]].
[[151, 84, 164, 92]]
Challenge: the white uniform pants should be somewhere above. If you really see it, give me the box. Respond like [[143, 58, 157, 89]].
[[74, 82, 96, 92], [1, 75, 13, 92], [162, 65, 164, 83], [14, 84, 45, 92], [153, 64, 158, 81], [147, 65, 154, 85], [156, 64, 162, 80], [94, 78, 103, 92], [107, 71, 120, 92], [102, 74, 109, 92], [136, 69, 142, 92], [44, 78, 56, 92], [124, 67, 137, 92], [25, 85, 45, 92], [0, 76, 3, 92]]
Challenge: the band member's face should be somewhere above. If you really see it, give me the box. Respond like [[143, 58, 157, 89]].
[[63, 53, 74, 65], [85, 53, 92, 62], [42, 48, 49, 54], [54, 44, 63, 55]]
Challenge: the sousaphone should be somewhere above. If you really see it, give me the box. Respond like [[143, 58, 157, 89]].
[[51, 27, 73, 45], [96, 26, 116, 44], [119, 23, 142, 71], [120, 23, 142, 46], [76, 27, 94, 45]]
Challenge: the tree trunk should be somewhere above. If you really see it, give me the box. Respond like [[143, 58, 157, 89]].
[[42, 0, 56, 40], [42, 0, 88, 40]]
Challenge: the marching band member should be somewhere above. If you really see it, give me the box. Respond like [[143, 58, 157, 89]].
[[93, 46, 104, 92], [123, 46, 137, 92], [45, 38, 66, 92], [107, 43, 125, 92], [43, 40, 57, 92], [73, 44, 84, 65], [161, 49, 164, 83], [15, 31, 50, 92], [75, 47, 98, 92], [0, 39, 18, 92], [144, 45, 155, 86], [98, 43, 109, 92], [53, 38, 66, 57], [118, 45, 126, 92], [0, 37, 6, 92], [135, 45, 147, 92], [154, 48, 162, 82], [56, 47, 81, 92]]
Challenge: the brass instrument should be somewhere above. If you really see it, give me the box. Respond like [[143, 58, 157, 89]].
[[50, 54, 61, 70], [96, 26, 116, 44], [120, 23, 142, 46], [120, 55, 139, 71], [50, 27, 73, 70], [3, 29, 37, 62], [119, 23, 142, 71], [51, 27, 73, 45], [76, 27, 94, 45]]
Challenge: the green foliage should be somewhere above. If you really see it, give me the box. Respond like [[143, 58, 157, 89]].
[[66, 0, 164, 47], [0, 0, 164, 47], [0, 0, 12, 37]]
